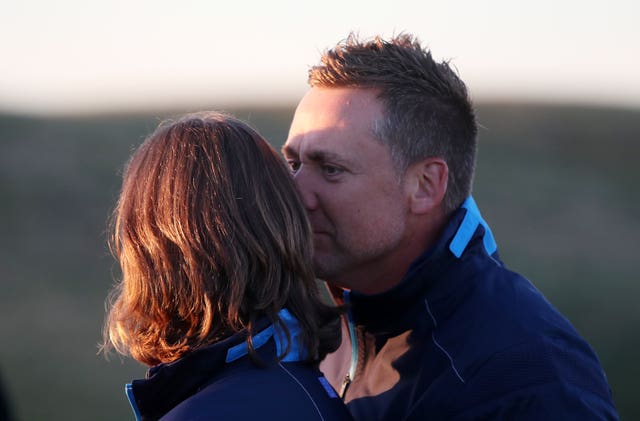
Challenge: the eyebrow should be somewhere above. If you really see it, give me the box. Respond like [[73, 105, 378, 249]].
[[281, 144, 297, 158], [282, 144, 343, 162], [282, 144, 357, 169], [306, 149, 345, 164]]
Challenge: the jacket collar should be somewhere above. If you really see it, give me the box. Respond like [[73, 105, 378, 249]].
[[127, 309, 305, 420], [347, 197, 499, 336]]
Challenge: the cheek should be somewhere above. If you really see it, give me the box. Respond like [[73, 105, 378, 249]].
[[369, 197, 408, 232], [322, 182, 406, 229], [326, 202, 370, 239], [345, 204, 398, 235]]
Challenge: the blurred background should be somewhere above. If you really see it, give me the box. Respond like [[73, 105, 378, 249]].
[[1, 0, 638, 419]]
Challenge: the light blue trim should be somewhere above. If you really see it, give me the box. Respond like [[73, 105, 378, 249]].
[[224, 309, 306, 363], [274, 308, 306, 362], [318, 376, 339, 398], [344, 291, 358, 382], [125, 383, 143, 421], [449, 196, 497, 258], [225, 325, 275, 363]]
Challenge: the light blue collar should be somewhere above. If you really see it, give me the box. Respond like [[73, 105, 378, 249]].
[[449, 196, 497, 258], [225, 308, 306, 363]]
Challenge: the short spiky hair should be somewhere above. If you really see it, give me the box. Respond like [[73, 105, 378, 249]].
[[309, 33, 477, 214]]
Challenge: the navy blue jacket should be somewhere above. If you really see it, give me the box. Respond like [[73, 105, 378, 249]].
[[321, 197, 618, 420], [126, 309, 353, 420]]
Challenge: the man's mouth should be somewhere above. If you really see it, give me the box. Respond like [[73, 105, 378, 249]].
[[312, 229, 332, 237]]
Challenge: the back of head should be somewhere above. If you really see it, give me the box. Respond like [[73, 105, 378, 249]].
[[309, 33, 478, 214], [104, 112, 339, 366]]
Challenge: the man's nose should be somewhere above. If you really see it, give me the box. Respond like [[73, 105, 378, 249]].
[[292, 168, 320, 211]]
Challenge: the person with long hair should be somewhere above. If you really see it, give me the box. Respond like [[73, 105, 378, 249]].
[[103, 112, 351, 420]]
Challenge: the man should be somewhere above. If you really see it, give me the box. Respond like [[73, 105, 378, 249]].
[[282, 34, 618, 420]]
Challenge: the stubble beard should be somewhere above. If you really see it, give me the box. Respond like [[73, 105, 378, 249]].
[[311, 219, 406, 292]]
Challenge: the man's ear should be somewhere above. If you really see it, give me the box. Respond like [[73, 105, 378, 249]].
[[404, 158, 448, 214]]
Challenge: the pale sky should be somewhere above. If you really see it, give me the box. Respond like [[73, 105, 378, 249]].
[[1, 0, 639, 115]]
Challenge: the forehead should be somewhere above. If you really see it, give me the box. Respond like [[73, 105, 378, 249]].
[[285, 87, 385, 157]]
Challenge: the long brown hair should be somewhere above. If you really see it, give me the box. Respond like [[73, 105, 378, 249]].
[[103, 112, 340, 366]]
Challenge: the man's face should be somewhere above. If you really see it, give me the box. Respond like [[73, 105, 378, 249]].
[[283, 87, 412, 294]]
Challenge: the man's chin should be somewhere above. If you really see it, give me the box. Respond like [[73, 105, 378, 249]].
[[313, 257, 355, 291], [312, 254, 337, 281], [312, 236, 333, 259]]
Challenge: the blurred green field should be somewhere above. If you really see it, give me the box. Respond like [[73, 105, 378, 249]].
[[0, 103, 638, 420]]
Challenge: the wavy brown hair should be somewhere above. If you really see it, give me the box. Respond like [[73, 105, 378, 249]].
[[103, 112, 340, 366]]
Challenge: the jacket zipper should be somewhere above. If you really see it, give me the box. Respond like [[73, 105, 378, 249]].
[[339, 290, 358, 399]]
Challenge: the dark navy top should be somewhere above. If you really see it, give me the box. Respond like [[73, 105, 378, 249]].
[[322, 197, 618, 420], [126, 309, 353, 421]]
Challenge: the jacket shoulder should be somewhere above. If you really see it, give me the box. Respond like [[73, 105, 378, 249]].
[[162, 360, 352, 421], [440, 336, 618, 420]]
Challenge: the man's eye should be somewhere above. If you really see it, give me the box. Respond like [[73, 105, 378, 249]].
[[287, 160, 301, 173], [322, 165, 344, 177]]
